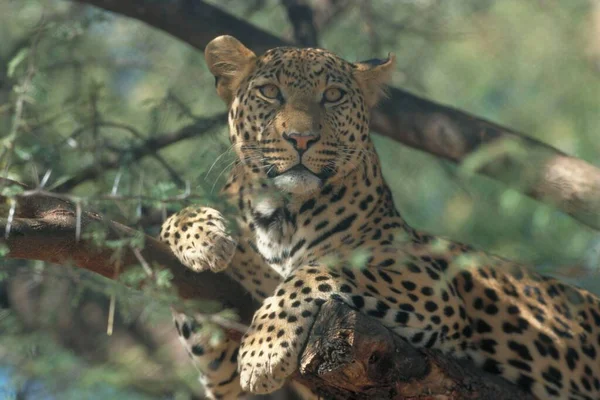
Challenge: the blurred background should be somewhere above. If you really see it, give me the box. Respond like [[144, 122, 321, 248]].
[[0, 0, 599, 398]]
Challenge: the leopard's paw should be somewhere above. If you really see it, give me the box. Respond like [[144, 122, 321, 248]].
[[238, 337, 291, 394], [238, 299, 308, 394], [160, 206, 236, 273]]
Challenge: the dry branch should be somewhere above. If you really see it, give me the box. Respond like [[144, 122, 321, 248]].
[[56, 112, 226, 192], [298, 300, 533, 399], [75, 0, 600, 231]]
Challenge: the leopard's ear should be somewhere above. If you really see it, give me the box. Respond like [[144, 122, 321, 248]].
[[352, 53, 396, 107], [205, 36, 257, 105]]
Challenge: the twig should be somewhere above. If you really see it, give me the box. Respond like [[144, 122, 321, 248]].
[[1, 15, 44, 177], [54, 113, 226, 191], [4, 199, 16, 240], [100, 121, 186, 187], [165, 91, 200, 121]]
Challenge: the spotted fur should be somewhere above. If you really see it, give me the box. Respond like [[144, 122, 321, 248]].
[[161, 207, 236, 273], [160, 36, 600, 400]]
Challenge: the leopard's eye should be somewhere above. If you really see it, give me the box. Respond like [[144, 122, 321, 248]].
[[322, 87, 346, 103], [258, 84, 281, 100]]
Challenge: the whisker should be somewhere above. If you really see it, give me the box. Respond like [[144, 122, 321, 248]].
[[205, 145, 237, 181], [211, 158, 240, 193]]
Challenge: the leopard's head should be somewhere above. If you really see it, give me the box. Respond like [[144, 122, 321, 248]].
[[206, 35, 395, 195]]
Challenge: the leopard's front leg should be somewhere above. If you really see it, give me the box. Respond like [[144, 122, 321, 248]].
[[238, 265, 346, 393], [161, 206, 286, 399], [160, 206, 244, 399], [169, 246, 282, 400]]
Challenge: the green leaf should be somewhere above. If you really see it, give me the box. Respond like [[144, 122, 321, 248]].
[[321, 254, 341, 268], [500, 188, 521, 212], [155, 269, 173, 288], [7, 48, 29, 78], [13, 145, 33, 161], [0, 184, 24, 197], [216, 308, 240, 322], [119, 267, 147, 287], [129, 231, 146, 249]]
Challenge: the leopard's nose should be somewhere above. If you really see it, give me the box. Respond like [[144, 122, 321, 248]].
[[283, 132, 320, 154]]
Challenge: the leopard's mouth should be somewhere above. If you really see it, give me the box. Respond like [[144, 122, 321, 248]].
[[268, 164, 333, 194], [267, 163, 334, 181]]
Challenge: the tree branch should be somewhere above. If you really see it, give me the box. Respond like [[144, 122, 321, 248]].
[[55, 112, 226, 192], [282, 0, 319, 47], [93, 120, 186, 187], [74, 0, 600, 231], [312, 0, 352, 33], [297, 300, 533, 399], [0, 178, 256, 335]]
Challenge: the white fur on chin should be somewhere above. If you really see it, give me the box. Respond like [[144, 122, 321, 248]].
[[273, 169, 322, 194]]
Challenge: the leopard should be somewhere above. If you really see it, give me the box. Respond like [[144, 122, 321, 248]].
[[160, 35, 600, 400]]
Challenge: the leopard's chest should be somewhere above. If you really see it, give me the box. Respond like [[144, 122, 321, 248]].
[[244, 188, 384, 277], [248, 198, 318, 277]]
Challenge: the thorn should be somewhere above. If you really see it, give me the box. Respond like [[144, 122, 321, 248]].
[[107, 293, 116, 336], [111, 169, 122, 196], [4, 199, 16, 239], [39, 169, 52, 188], [75, 201, 82, 242]]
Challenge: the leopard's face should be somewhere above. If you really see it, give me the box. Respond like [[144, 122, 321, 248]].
[[229, 48, 371, 194], [205, 36, 395, 195]]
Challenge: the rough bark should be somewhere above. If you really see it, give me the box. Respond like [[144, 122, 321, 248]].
[[74, 0, 600, 231], [297, 300, 534, 400]]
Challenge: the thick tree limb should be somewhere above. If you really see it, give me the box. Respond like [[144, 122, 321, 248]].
[[297, 300, 533, 399], [0, 178, 256, 332], [75, 0, 600, 231]]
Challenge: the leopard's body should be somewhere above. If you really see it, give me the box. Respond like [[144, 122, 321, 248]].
[[160, 36, 600, 400]]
